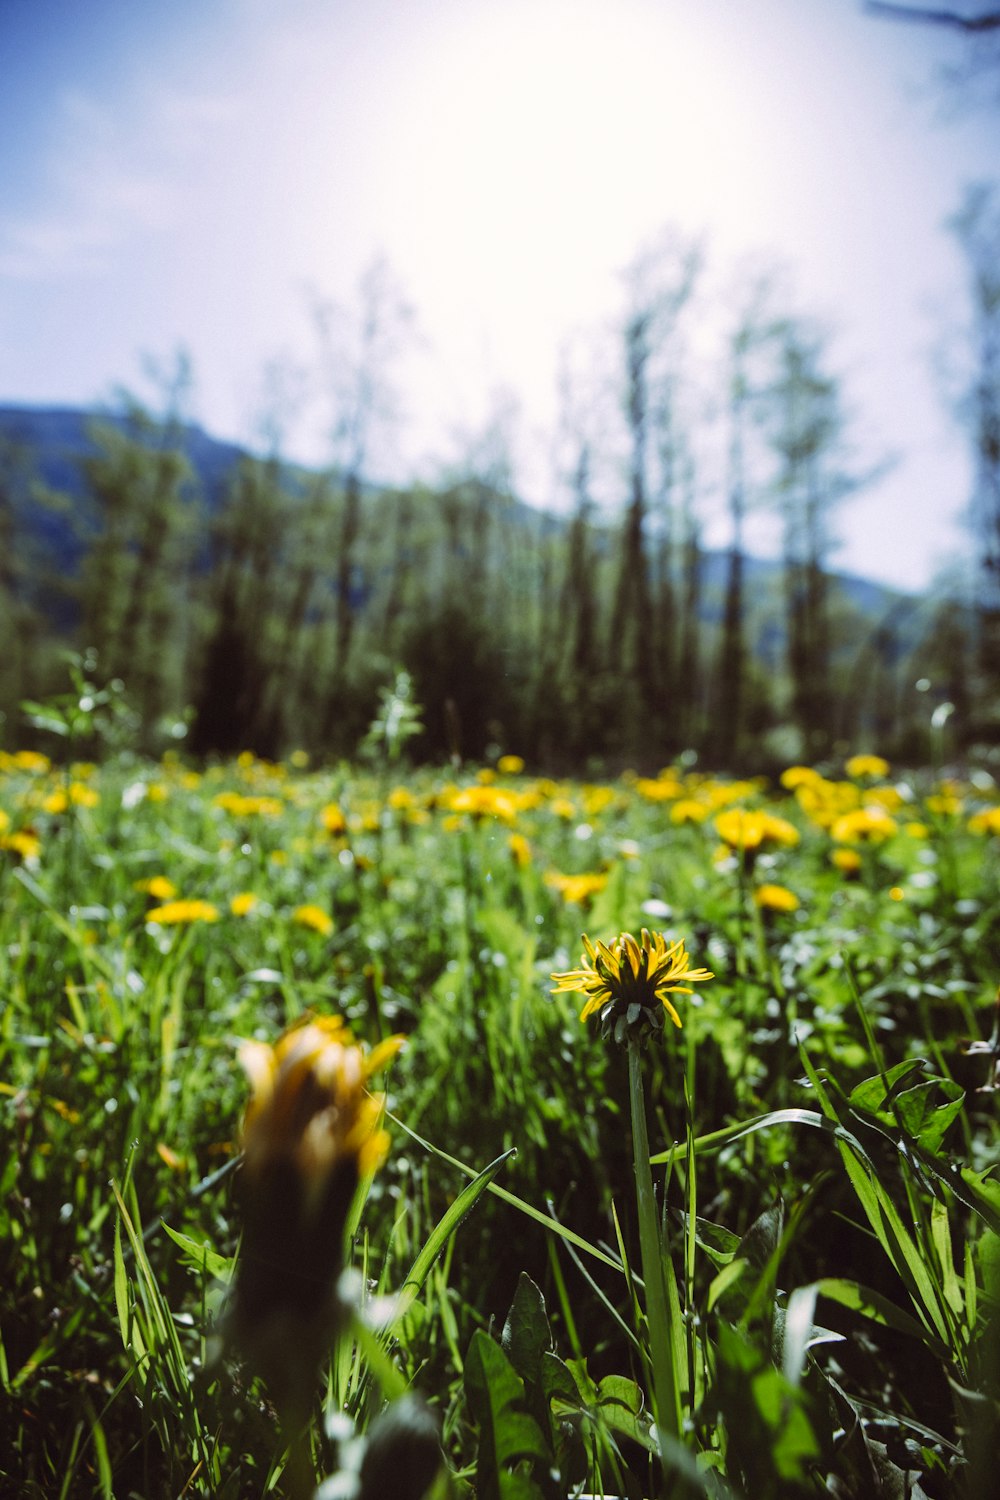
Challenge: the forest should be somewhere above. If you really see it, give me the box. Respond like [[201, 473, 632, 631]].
[[1, 186, 998, 777]]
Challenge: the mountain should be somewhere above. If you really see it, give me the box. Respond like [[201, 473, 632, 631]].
[[0, 401, 914, 628]]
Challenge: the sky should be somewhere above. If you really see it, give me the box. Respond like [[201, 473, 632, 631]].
[[0, 0, 997, 591]]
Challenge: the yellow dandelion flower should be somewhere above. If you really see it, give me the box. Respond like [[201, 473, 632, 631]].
[[905, 821, 929, 839], [715, 808, 766, 851], [214, 792, 283, 818], [134, 875, 178, 901], [583, 785, 616, 816], [830, 806, 898, 844], [320, 802, 348, 835], [146, 899, 220, 926], [831, 847, 862, 875], [969, 806, 1000, 837], [926, 791, 962, 816], [634, 776, 682, 803], [292, 903, 334, 936], [447, 785, 518, 822], [508, 832, 532, 867], [230, 891, 259, 917], [754, 883, 800, 913], [865, 785, 904, 813], [671, 798, 710, 825], [760, 812, 800, 846], [780, 765, 822, 790], [13, 750, 50, 774], [42, 788, 69, 814], [497, 754, 525, 775], [544, 870, 609, 904], [551, 929, 713, 1043], [69, 781, 99, 808], [2, 828, 42, 861], [845, 753, 890, 781], [889, 886, 905, 901]]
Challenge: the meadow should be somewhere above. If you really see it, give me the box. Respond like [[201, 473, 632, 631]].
[[1, 737, 998, 1498]]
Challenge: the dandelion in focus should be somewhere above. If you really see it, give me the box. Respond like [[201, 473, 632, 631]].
[[551, 928, 713, 1044]]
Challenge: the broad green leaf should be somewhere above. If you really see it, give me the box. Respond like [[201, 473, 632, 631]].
[[501, 1272, 552, 1386], [464, 1330, 548, 1500], [894, 1079, 965, 1154], [848, 1060, 927, 1115], [161, 1222, 234, 1282], [595, 1374, 655, 1452]]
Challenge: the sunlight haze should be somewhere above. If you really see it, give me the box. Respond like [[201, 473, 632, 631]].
[[1, 0, 997, 589]]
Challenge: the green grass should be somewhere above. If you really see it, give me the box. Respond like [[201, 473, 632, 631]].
[[0, 748, 998, 1497]]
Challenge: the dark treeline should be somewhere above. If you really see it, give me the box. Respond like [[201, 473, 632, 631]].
[[3, 212, 999, 773]]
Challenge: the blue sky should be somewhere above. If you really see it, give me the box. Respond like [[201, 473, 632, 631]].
[[0, 0, 997, 590]]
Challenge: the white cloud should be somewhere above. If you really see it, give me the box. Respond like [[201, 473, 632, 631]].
[[0, 80, 242, 282]]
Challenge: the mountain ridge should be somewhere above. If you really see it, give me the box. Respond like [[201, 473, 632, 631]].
[[0, 401, 913, 621]]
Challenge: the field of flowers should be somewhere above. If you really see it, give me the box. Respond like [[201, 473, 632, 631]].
[[1, 743, 998, 1498]]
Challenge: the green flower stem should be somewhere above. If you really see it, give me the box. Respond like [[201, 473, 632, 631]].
[[628, 1038, 681, 1476]]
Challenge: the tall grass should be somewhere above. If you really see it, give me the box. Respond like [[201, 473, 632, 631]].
[[1, 747, 997, 1496]]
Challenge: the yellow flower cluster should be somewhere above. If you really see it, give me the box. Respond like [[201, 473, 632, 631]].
[[213, 791, 284, 819]]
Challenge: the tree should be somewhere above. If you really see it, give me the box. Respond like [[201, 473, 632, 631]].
[[311, 258, 414, 707], [866, 2, 1000, 108], [77, 382, 198, 739], [608, 234, 702, 742], [765, 322, 857, 760], [951, 182, 1000, 729]]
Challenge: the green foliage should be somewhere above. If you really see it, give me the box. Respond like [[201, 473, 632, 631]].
[[1, 748, 998, 1494]]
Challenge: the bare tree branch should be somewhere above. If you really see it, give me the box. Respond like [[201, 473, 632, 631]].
[[865, 2, 1000, 32]]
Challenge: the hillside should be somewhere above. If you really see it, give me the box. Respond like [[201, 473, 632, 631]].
[[0, 402, 911, 624]]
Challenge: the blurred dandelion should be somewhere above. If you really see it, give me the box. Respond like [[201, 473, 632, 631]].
[[145, 898, 219, 925], [292, 903, 334, 935], [232, 1015, 403, 1423]]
